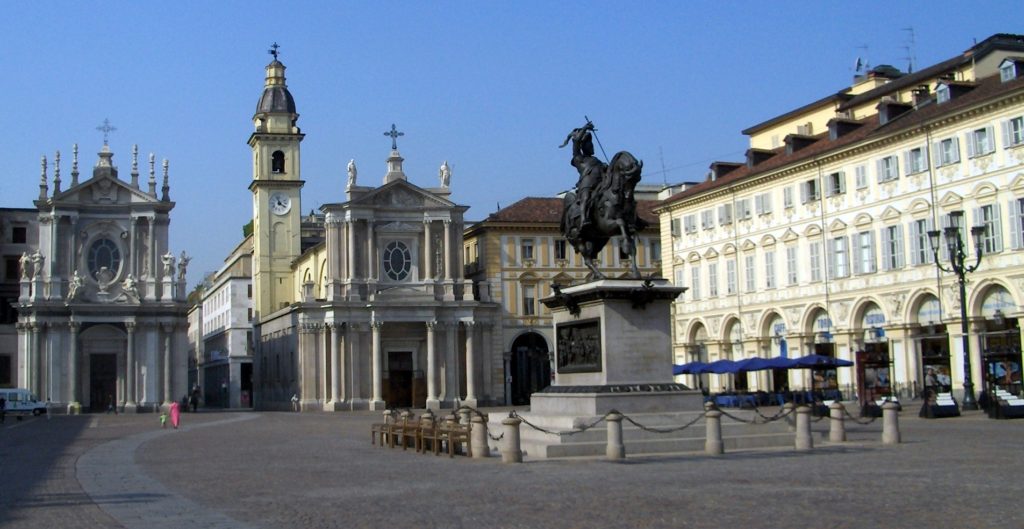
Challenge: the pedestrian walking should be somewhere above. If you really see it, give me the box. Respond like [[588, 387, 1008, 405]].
[[160, 410, 168, 428], [291, 393, 299, 412], [170, 400, 181, 429]]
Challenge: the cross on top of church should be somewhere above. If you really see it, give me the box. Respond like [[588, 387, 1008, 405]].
[[96, 119, 116, 146], [384, 123, 404, 150], [269, 42, 280, 60]]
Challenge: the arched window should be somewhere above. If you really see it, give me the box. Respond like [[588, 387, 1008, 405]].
[[87, 238, 122, 280], [271, 151, 285, 174]]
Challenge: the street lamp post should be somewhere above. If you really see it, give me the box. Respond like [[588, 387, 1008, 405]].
[[928, 210, 987, 411]]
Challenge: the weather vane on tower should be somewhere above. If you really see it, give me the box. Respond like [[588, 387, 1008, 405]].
[[96, 119, 116, 146], [269, 42, 280, 60]]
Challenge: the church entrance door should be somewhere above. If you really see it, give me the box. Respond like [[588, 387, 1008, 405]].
[[88, 354, 117, 413], [387, 351, 413, 408], [510, 332, 551, 406]]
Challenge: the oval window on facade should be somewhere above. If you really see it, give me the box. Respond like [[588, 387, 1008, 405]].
[[383, 241, 411, 281], [87, 238, 122, 279]]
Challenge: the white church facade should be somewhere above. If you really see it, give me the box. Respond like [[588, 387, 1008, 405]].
[[248, 54, 499, 411]]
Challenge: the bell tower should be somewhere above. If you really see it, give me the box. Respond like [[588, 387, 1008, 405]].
[[249, 43, 304, 320]]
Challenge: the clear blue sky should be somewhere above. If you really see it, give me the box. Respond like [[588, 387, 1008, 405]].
[[2, 1, 1016, 287]]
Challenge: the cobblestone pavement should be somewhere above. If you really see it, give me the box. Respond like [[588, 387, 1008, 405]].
[[2, 406, 1023, 528]]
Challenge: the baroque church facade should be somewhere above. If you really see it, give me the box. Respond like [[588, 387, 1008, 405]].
[[249, 56, 499, 411], [8, 142, 189, 412]]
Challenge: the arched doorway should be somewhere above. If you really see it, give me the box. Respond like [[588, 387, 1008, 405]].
[[915, 295, 951, 395], [688, 323, 709, 392], [80, 324, 124, 412], [723, 320, 746, 391], [765, 313, 789, 392], [509, 332, 550, 405], [978, 286, 1022, 397]]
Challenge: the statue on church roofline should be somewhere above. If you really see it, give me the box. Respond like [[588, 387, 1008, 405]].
[[67, 270, 85, 301], [178, 251, 191, 282], [559, 119, 647, 279], [162, 251, 175, 278], [347, 159, 357, 189], [439, 161, 451, 188]]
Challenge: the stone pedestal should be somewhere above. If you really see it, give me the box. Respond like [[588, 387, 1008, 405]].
[[493, 279, 706, 458]]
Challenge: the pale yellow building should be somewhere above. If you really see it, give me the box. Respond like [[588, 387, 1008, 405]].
[[658, 34, 1024, 404], [463, 193, 666, 404]]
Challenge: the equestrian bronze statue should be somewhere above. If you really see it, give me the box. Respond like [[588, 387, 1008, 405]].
[[559, 120, 647, 279]]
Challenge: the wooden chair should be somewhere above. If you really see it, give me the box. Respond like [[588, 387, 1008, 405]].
[[415, 411, 439, 454], [438, 414, 472, 457], [393, 411, 419, 450], [370, 410, 394, 447]]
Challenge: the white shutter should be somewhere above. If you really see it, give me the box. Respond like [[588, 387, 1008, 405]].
[[895, 225, 905, 268], [800, 182, 809, 204], [880, 228, 892, 271], [826, 239, 836, 279], [966, 132, 976, 158], [838, 171, 846, 194], [1003, 120, 1012, 149], [986, 126, 996, 153], [903, 151, 912, 174], [932, 141, 942, 166], [876, 159, 885, 183], [1010, 199, 1022, 250], [866, 231, 876, 273], [909, 222, 921, 266], [951, 137, 960, 163], [993, 202, 1004, 252]]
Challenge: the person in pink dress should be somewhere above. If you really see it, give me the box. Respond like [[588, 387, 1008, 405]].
[[169, 401, 181, 429]]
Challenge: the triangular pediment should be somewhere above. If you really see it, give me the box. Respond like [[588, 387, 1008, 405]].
[[1009, 172, 1024, 191], [52, 174, 161, 206], [853, 213, 873, 227], [880, 206, 902, 221], [781, 228, 799, 243], [828, 219, 848, 232], [740, 239, 756, 252], [938, 191, 964, 209], [350, 179, 455, 209], [703, 247, 719, 259]]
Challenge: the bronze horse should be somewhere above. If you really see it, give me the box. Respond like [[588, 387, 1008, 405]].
[[561, 150, 647, 279]]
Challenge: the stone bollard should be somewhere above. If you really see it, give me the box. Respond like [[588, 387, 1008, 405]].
[[471, 414, 490, 459], [704, 406, 724, 456], [795, 405, 813, 451], [501, 416, 523, 463], [606, 412, 625, 460], [882, 401, 901, 445], [829, 402, 846, 443], [459, 408, 471, 426], [782, 402, 796, 432]]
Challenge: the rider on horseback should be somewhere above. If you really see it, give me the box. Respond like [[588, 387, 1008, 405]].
[[561, 121, 606, 231]]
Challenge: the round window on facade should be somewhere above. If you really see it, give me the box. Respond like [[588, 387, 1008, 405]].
[[87, 238, 122, 279], [383, 241, 411, 281]]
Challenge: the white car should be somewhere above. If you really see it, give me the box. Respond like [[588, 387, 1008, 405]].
[[0, 388, 48, 417]]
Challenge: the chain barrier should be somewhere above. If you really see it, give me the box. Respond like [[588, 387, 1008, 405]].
[[841, 406, 881, 425], [621, 412, 704, 434], [509, 409, 617, 437]]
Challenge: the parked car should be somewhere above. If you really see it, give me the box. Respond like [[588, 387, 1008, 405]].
[[0, 388, 48, 416]]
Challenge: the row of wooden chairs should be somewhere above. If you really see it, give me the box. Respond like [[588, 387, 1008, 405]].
[[371, 410, 473, 457]]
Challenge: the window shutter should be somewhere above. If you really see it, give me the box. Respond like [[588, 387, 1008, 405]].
[[909, 222, 920, 266], [993, 202, 1004, 252], [880, 228, 891, 271], [853, 234, 864, 274], [951, 137, 960, 163], [986, 126, 996, 153], [966, 132, 976, 158], [932, 141, 942, 166], [1003, 120, 1012, 149], [826, 239, 836, 279], [876, 159, 885, 183], [1010, 199, 1022, 250], [838, 171, 846, 194], [903, 151, 912, 174], [895, 225, 905, 268], [800, 182, 809, 204]]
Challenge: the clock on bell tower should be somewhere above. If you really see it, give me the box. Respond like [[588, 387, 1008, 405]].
[[249, 44, 305, 320]]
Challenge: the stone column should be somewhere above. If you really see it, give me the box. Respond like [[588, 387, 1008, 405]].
[[464, 321, 478, 407], [68, 322, 80, 409], [125, 322, 137, 411], [27, 324, 39, 396], [370, 320, 385, 410], [163, 324, 173, 406], [424, 220, 433, 280], [347, 220, 357, 282], [443, 220, 452, 280], [426, 320, 439, 410], [329, 323, 341, 409], [348, 323, 362, 405], [367, 221, 376, 281], [148, 219, 157, 299]]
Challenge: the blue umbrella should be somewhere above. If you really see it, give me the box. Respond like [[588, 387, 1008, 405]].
[[672, 362, 708, 375], [735, 357, 776, 371], [705, 359, 742, 374], [792, 354, 854, 368]]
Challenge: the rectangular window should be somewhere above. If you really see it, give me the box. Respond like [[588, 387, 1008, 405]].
[[937, 84, 951, 104], [708, 263, 718, 297], [650, 240, 661, 263], [1011, 198, 1024, 250], [522, 285, 536, 316], [786, 247, 798, 285], [701, 210, 714, 230], [670, 218, 682, 237], [827, 236, 849, 279], [718, 204, 733, 226], [881, 225, 905, 270], [877, 155, 899, 183], [726, 259, 737, 295], [736, 199, 752, 220], [905, 146, 927, 175], [825, 171, 846, 197], [764, 250, 776, 289], [674, 268, 685, 287], [909, 218, 935, 266], [247, 308, 253, 321], [520, 238, 534, 262], [755, 193, 773, 216], [809, 242, 822, 282], [1002, 116, 1024, 148], [1002, 63, 1018, 82], [744, 255, 755, 292], [12, 227, 26, 244], [247, 284, 253, 298], [554, 239, 567, 260], [683, 215, 697, 234], [691, 266, 702, 300], [855, 165, 868, 190], [854, 231, 876, 274], [967, 126, 995, 157], [783, 187, 794, 208], [975, 204, 1003, 254], [935, 137, 961, 167], [800, 179, 820, 203]]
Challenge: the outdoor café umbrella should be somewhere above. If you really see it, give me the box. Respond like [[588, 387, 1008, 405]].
[[672, 362, 709, 376], [792, 354, 854, 368]]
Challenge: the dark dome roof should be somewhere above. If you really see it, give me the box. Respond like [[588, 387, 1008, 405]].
[[257, 86, 296, 114]]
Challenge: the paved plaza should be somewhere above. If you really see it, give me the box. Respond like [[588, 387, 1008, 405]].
[[1, 406, 1022, 529]]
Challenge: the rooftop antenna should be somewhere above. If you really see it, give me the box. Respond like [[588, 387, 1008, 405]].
[[902, 27, 917, 73], [658, 146, 668, 187]]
